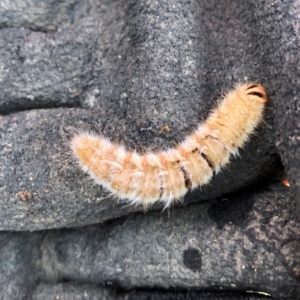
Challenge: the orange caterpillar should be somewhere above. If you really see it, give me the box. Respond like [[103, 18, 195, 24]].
[[71, 84, 267, 208]]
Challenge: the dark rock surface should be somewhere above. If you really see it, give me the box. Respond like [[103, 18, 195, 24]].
[[127, 290, 273, 300], [0, 183, 299, 299], [250, 0, 300, 214], [0, 0, 284, 231], [32, 283, 126, 300], [0, 0, 299, 299], [0, 107, 281, 230]]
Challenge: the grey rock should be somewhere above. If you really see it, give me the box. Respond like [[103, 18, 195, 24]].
[[32, 283, 126, 300], [250, 0, 300, 214], [0, 231, 42, 299], [0, 0, 299, 299], [0, 0, 133, 114], [41, 184, 300, 299], [128, 290, 271, 300], [0, 0, 284, 231], [0, 183, 299, 299], [0, 0, 78, 32], [0, 106, 281, 230]]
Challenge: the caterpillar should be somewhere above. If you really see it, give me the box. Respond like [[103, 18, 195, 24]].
[[71, 83, 267, 208]]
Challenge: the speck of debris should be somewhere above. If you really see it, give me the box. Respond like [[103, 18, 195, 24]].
[[159, 125, 170, 134], [139, 123, 155, 133], [16, 191, 32, 201]]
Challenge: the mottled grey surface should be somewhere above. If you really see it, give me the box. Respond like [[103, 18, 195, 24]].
[[32, 283, 126, 300], [127, 291, 272, 300], [250, 0, 300, 213], [0, 107, 282, 231], [0, 183, 299, 299], [0, 0, 299, 299], [0, 0, 284, 231], [32, 283, 270, 300]]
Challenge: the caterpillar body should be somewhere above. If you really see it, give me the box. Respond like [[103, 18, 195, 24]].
[[71, 84, 267, 208]]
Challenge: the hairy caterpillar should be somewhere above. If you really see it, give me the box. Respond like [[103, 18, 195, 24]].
[[71, 83, 267, 208]]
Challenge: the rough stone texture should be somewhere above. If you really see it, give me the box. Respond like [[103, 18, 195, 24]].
[[32, 283, 126, 300], [0, 0, 299, 299], [32, 284, 271, 300], [250, 0, 300, 213], [0, 107, 282, 231], [0, 0, 284, 231], [0, 183, 299, 299], [128, 290, 271, 300]]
